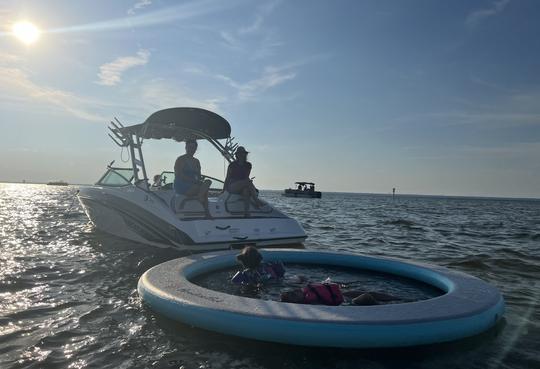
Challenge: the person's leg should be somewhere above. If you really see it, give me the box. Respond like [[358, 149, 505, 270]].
[[241, 188, 250, 216], [352, 293, 378, 306], [198, 180, 212, 217], [227, 180, 250, 215], [176, 183, 201, 211], [247, 182, 265, 207], [228, 179, 250, 193]]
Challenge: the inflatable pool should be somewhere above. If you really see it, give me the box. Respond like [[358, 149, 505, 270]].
[[138, 249, 504, 348]]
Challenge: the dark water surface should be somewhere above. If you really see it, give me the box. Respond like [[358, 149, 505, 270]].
[[193, 264, 443, 305], [1, 183, 539, 369]]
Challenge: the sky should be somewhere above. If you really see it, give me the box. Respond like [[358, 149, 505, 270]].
[[1, 0, 539, 198]]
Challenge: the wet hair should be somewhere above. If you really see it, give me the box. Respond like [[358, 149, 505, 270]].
[[236, 246, 262, 270]]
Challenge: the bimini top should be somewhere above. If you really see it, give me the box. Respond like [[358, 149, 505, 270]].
[[119, 107, 231, 142], [295, 182, 315, 185]]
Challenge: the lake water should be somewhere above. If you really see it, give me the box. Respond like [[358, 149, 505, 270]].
[[0, 183, 539, 369]]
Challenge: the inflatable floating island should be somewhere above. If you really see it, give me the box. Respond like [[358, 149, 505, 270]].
[[137, 249, 504, 348]]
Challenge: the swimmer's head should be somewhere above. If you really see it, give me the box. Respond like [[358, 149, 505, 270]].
[[236, 246, 262, 270]]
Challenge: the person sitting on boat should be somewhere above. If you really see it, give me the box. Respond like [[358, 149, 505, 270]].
[[224, 146, 265, 215], [297, 183, 303, 191], [280, 281, 400, 306], [151, 174, 161, 188], [231, 246, 285, 285], [174, 139, 212, 216]]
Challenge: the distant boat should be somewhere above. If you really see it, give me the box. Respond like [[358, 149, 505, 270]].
[[283, 182, 322, 198], [47, 180, 69, 186]]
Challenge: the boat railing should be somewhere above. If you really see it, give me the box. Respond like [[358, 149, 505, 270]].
[[108, 118, 149, 188]]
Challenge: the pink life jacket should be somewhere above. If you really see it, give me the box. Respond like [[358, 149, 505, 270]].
[[301, 283, 344, 306]]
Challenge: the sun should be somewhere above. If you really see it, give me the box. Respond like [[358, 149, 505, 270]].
[[12, 21, 41, 45]]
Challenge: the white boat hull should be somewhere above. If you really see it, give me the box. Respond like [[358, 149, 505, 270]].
[[78, 185, 307, 251]]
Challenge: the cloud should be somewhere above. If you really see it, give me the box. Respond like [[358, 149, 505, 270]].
[[219, 31, 241, 50], [222, 67, 296, 101], [219, 0, 282, 59], [238, 0, 280, 35], [187, 64, 296, 102], [0, 64, 107, 122], [186, 56, 329, 102], [97, 49, 150, 86], [43, 0, 243, 36], [141, 78, 223, 112], [466, 0, 511, 27], [127, 0, 152, 15]]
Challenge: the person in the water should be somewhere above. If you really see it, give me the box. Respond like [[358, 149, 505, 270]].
[[280, 282, 400, 306], [231, 246, 285, 285]]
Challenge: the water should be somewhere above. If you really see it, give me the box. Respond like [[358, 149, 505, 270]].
[[193, 264, 443, 304], [0, 183, 539, 369]]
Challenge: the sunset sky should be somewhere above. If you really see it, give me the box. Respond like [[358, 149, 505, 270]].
[[1, 0, 539, 197]]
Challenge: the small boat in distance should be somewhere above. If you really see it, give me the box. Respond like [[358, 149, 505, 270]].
[[283, 182, 322, 198], [47, 180, 69, 186]]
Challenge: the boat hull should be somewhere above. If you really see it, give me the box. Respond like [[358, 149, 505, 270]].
[[282, 190, 322, 198], [78, 186, 307, 251]]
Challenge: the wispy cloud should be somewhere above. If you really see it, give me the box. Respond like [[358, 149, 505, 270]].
[[217, 67, 296, 101], [466, 0, 511, 27], [219, 0, 282, 59], [127, 0, 152, 15], [140, 78, 223, 112], [97, 49, 150, 86], [0, 0, 243, 38], [187, 62, 298, 102], [186, 55, 329, 102], [0, 64, 107, 122], [238, 0, 280, 35]]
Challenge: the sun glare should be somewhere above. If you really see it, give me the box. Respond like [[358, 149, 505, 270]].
[[12, 21, 41, 45]]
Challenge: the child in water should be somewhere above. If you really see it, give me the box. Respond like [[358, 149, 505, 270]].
[[280, 282, 400, 306], [231, 246, 400, 305], [231, 246, 285, 285]]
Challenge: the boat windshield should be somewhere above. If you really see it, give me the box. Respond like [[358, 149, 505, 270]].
[[97, 168, 134, 187]]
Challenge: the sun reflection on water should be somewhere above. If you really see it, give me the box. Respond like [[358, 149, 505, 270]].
[[0, 184, 539, 368]]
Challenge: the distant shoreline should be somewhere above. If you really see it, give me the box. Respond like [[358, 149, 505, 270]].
[[1, 181, 538, 201]]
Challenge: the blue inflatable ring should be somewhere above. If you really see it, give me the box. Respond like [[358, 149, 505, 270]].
[[138, 249, 504, 348]]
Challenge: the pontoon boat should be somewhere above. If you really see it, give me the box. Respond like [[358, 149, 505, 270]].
[[283, 182, 322, 198]]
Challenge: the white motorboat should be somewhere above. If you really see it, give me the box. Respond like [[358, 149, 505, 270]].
[[78, 107, 307, 251]]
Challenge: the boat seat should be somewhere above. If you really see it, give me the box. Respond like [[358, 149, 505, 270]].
[[219, 191, 272, 215], [171, 194, 205, 214]]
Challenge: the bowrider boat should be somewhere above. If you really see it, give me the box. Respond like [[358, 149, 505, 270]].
[[78, 107, 307, 251]]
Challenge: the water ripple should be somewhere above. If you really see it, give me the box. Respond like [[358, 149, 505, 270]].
[[0, 185, 539, 368]]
